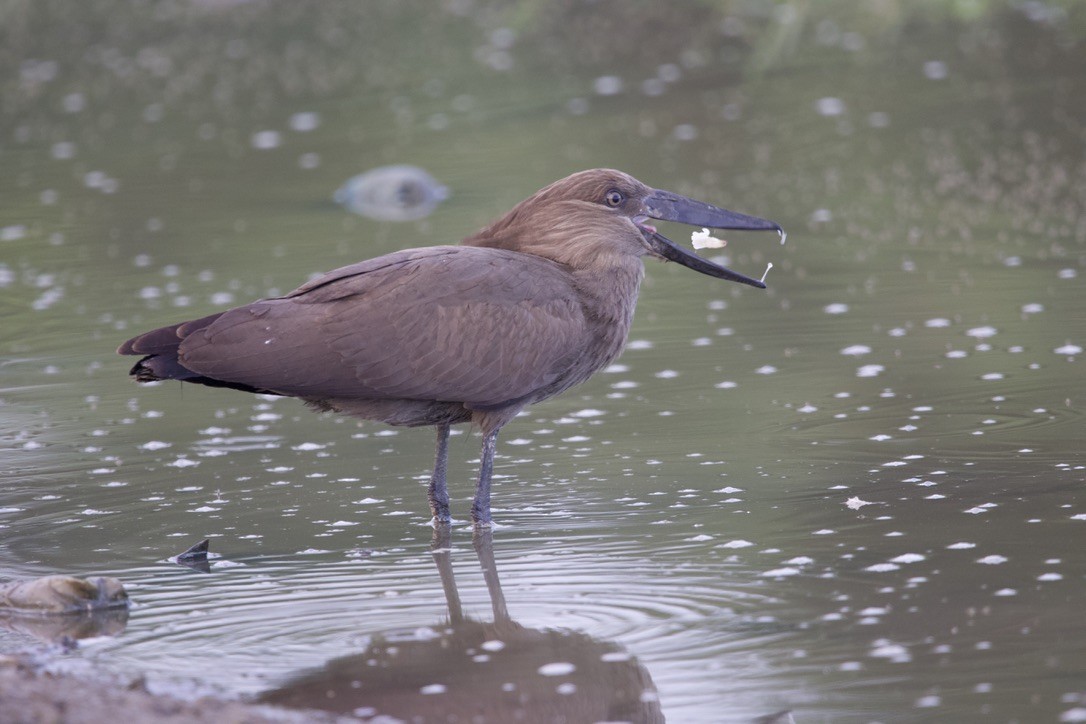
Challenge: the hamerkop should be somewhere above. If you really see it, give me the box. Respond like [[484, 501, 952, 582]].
[[119, 169, 782, 525]]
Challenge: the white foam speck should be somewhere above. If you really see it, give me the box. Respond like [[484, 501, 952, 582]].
[[538, 662, 576, 677], [966, 326, 998, 339], [815, 97, 845, 116], [761, 567, 801, 577]]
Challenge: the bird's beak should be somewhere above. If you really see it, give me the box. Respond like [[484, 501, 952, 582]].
[[640, 188, 783, 289]]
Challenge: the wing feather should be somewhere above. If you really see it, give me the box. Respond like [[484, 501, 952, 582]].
[[177, 246, 588, 406]]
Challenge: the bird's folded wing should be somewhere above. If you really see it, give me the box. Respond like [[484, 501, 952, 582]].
[[176, 247, 588, 407]]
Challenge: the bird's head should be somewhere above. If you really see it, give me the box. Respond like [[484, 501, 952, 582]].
[[464, 169, 783, 288]]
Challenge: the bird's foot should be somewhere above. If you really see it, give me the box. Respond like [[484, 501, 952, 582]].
[[429, 505, 451, 526], [470, 505, 492, 528]]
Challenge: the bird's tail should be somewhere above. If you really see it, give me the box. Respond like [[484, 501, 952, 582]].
[[118, 313, 220, 382], [118, 312, 276, 395]]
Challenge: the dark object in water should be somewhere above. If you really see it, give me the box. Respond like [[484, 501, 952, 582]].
[[334, 164, 448, 221], [120, 169, 783, 525], [173, 539, 211, 573], [0, 576, 128, 614], [176, 538, 209, 562]]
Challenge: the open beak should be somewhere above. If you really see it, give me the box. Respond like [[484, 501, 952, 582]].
[[641, 188, 783, 289]]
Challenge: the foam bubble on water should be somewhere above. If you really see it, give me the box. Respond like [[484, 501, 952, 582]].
[[815, 97, 845, 116], [761, 567, 801, 577], [925, 317, 951, 328], [841, 344, 871, 356], [923, 60, 948, 79], [718, 539, 755, 549], [915, 694, 942, 708], [977, 555, 1008, 565], [857, 364, 884, 378], [289, 111, 321, 132], [538, 662, 576, 677], [593, 75, 623, 95], [52, 141, 76, 159], [966, 326, 997, 339], [891, 553, 925, 564], [251, 130, 281, 149], [864, 563, 900, 572], [870, 641, 911, 662], [168, 458, 199, 468], [1054, 344, 1082, 355], [824, 302, 849, 314]]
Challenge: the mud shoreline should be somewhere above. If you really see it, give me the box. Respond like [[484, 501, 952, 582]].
[[0, 653, 357, 724]]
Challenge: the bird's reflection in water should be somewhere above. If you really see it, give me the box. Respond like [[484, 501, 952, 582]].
[[260, 528, 664, 723]]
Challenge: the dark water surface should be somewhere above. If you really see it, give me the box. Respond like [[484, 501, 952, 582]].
[[2, 2, 1084, 722]]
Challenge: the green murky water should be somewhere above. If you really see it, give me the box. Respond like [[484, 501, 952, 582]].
[[2, 2, 1084, 721]]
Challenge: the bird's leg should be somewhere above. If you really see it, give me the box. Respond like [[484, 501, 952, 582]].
[[428, 422, 451, 524], [471, 429, 499, 526]]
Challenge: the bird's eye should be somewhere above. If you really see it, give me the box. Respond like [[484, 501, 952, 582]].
[[605, 190, 624, 207]]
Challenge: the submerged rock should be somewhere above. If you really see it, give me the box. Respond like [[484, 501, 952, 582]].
[[0, 575, 128, 614], [334, 164, 448, 221]]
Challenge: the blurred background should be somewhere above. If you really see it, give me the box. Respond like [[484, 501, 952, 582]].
[[1, 1, 1084, 721]]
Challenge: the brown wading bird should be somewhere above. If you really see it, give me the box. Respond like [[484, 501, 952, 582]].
[[119, 169, 783, 526]]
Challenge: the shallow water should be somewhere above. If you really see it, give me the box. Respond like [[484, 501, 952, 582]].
[[2, 2, 1084, 722]]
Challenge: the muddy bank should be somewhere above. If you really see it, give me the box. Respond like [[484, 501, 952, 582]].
[[0, 654, 357, 724]]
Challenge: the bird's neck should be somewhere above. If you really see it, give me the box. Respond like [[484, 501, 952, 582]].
[[570, 257, 643, 322], [570, 258, 644, 375]]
